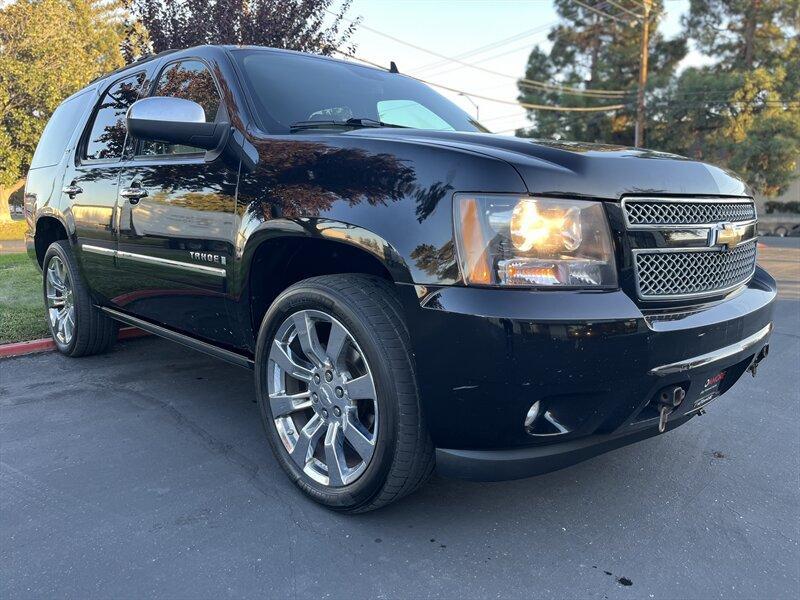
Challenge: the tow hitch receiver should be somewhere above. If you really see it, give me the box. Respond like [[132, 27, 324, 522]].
[[657, 386, 686, 433], [748, 344, 770, 377]]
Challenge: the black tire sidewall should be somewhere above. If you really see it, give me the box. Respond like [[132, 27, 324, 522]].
[[255, 283, 400, 511]]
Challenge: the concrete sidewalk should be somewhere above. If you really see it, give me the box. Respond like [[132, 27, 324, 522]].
[[0, 239, 25, 254]]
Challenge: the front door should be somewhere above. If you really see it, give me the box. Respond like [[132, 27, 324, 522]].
[[65, 71, 146, 301], [115, 59, 239, 346]]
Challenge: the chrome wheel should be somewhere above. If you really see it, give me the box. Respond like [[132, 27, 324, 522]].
[[267, 309, 378, 487], [46, 256, 75, 345]]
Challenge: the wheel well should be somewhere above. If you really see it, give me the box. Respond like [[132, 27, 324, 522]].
[[249, 237, 393, 335], [34, 217, 68, 267]]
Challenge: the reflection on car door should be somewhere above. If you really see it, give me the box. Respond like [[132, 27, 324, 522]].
[[115, 59, 239, 346], [63, 72, 146, 301]]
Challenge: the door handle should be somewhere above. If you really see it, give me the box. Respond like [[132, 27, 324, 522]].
[[62, 185, 83, 197], [120, 186, 148, 204]]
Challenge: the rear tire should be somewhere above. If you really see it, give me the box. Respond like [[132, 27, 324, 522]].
[[254, 274, 434, 513], [42, 240, 117, 357]]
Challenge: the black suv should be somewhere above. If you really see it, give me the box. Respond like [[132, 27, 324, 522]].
[[25, 45, 775, 512]]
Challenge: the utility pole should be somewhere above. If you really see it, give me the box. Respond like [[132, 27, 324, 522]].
[[634, 0, 651, 148]]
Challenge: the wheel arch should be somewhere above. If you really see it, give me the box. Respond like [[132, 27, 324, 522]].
[[240, 219, 413, 340], [33, 213, 69, 267]]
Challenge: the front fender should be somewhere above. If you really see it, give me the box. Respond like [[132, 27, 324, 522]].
[[237, 216, 414, 284], [233, 131, 528, 287]]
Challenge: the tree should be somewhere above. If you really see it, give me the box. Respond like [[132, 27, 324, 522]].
[[683, 0, 799, 77], [0, 0, 124, 221], [652, 0, 799, 196], [516, 0, 685, 145], [122, 0, 359, 61]]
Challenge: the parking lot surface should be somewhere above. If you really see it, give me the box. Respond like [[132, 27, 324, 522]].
[[2, 244, 799, 599]]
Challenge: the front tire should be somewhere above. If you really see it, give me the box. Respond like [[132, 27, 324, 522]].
[[255, 274, 434, 513], [42, 240, 117, 357]]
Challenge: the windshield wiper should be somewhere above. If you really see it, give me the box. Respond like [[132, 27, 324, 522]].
[[289, 118, 410, 132]]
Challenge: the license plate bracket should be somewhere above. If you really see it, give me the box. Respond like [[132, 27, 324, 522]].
[[693, 369, 727, 410]]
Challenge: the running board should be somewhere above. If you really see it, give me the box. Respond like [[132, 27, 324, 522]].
[[99, 306, 254, 370]]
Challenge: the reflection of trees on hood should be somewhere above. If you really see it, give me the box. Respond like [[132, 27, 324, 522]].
[[241, 141, 417, 219], [410, 241, 459, 283], [414, 182, 453, 223]]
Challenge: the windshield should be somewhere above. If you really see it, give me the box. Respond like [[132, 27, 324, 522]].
[[232, 50, 486, 134]]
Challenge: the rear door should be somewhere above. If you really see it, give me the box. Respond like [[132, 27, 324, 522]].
[[115, 58, 239, 345], [62, 71, 147, 300]]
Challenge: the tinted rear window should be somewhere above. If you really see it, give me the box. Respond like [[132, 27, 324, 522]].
[[29, 90, 93, 169], [233, 50, 484, 134]]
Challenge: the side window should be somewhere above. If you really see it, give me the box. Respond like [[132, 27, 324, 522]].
[[83, 73, 145, 161], [30, 91, 93, 169], [140, 60, 221, 156]]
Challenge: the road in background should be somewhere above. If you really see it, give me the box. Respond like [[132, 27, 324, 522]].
[[1, 247, 798, 599], [760, 237, 800, 300]]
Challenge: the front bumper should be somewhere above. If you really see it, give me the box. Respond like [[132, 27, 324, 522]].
[[398, 267, 776, 481]]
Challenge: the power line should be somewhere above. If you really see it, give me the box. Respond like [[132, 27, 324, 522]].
[[325, 9, 635, 97], [431, 37, 545, 73], [413, 22, 558, 73], [569, 0, 637, 26], [605, 0, 645, 20], [333, 50, 629, 113], [355, 19, 632, 96], [479, 110, 530, 123], [423, 4, 637, 83], [421, 2, 618, 78]]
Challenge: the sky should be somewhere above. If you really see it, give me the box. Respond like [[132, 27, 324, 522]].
[[336, 0, 710, 133]]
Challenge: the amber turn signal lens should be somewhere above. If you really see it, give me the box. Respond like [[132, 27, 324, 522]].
[[457, 197, 491, 284]]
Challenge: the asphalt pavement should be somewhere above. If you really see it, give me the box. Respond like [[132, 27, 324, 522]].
[[1, 244, 799, 599]]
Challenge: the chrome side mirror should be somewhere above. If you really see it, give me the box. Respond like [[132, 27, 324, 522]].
[[126, 97, 229, 150]]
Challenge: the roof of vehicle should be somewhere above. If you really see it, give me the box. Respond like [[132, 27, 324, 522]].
[[73, 44, 395, 108], [92, 45, 391, 86], [222, 45, 394, 74]]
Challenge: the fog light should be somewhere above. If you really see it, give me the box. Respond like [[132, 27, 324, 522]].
[[524, 401, 540, 429]]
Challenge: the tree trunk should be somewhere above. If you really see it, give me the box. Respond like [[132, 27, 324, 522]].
[[589, 14, 600, 87], [0, 178, 26, 223], [743, 0, 760, 69]]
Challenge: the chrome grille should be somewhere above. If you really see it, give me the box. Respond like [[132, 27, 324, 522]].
[[634, 240, 757, 300], [625, 200, 755, 226]]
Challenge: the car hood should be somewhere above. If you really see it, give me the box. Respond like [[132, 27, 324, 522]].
[[348, 129, 750, 200]]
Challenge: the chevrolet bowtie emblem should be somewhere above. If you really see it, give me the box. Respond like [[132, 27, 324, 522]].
[[714, 222, 744, 250]]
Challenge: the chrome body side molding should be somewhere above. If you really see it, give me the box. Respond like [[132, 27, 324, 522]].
[[81, 244, 226, 277]]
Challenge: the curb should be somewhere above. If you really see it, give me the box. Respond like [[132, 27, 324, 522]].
[[0, 327, 149, 359]]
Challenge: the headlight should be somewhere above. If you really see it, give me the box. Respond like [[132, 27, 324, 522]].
[[453, 194, 617, 288]]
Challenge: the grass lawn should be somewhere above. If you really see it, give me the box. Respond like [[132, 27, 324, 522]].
[[0, 253, 49, 344]]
